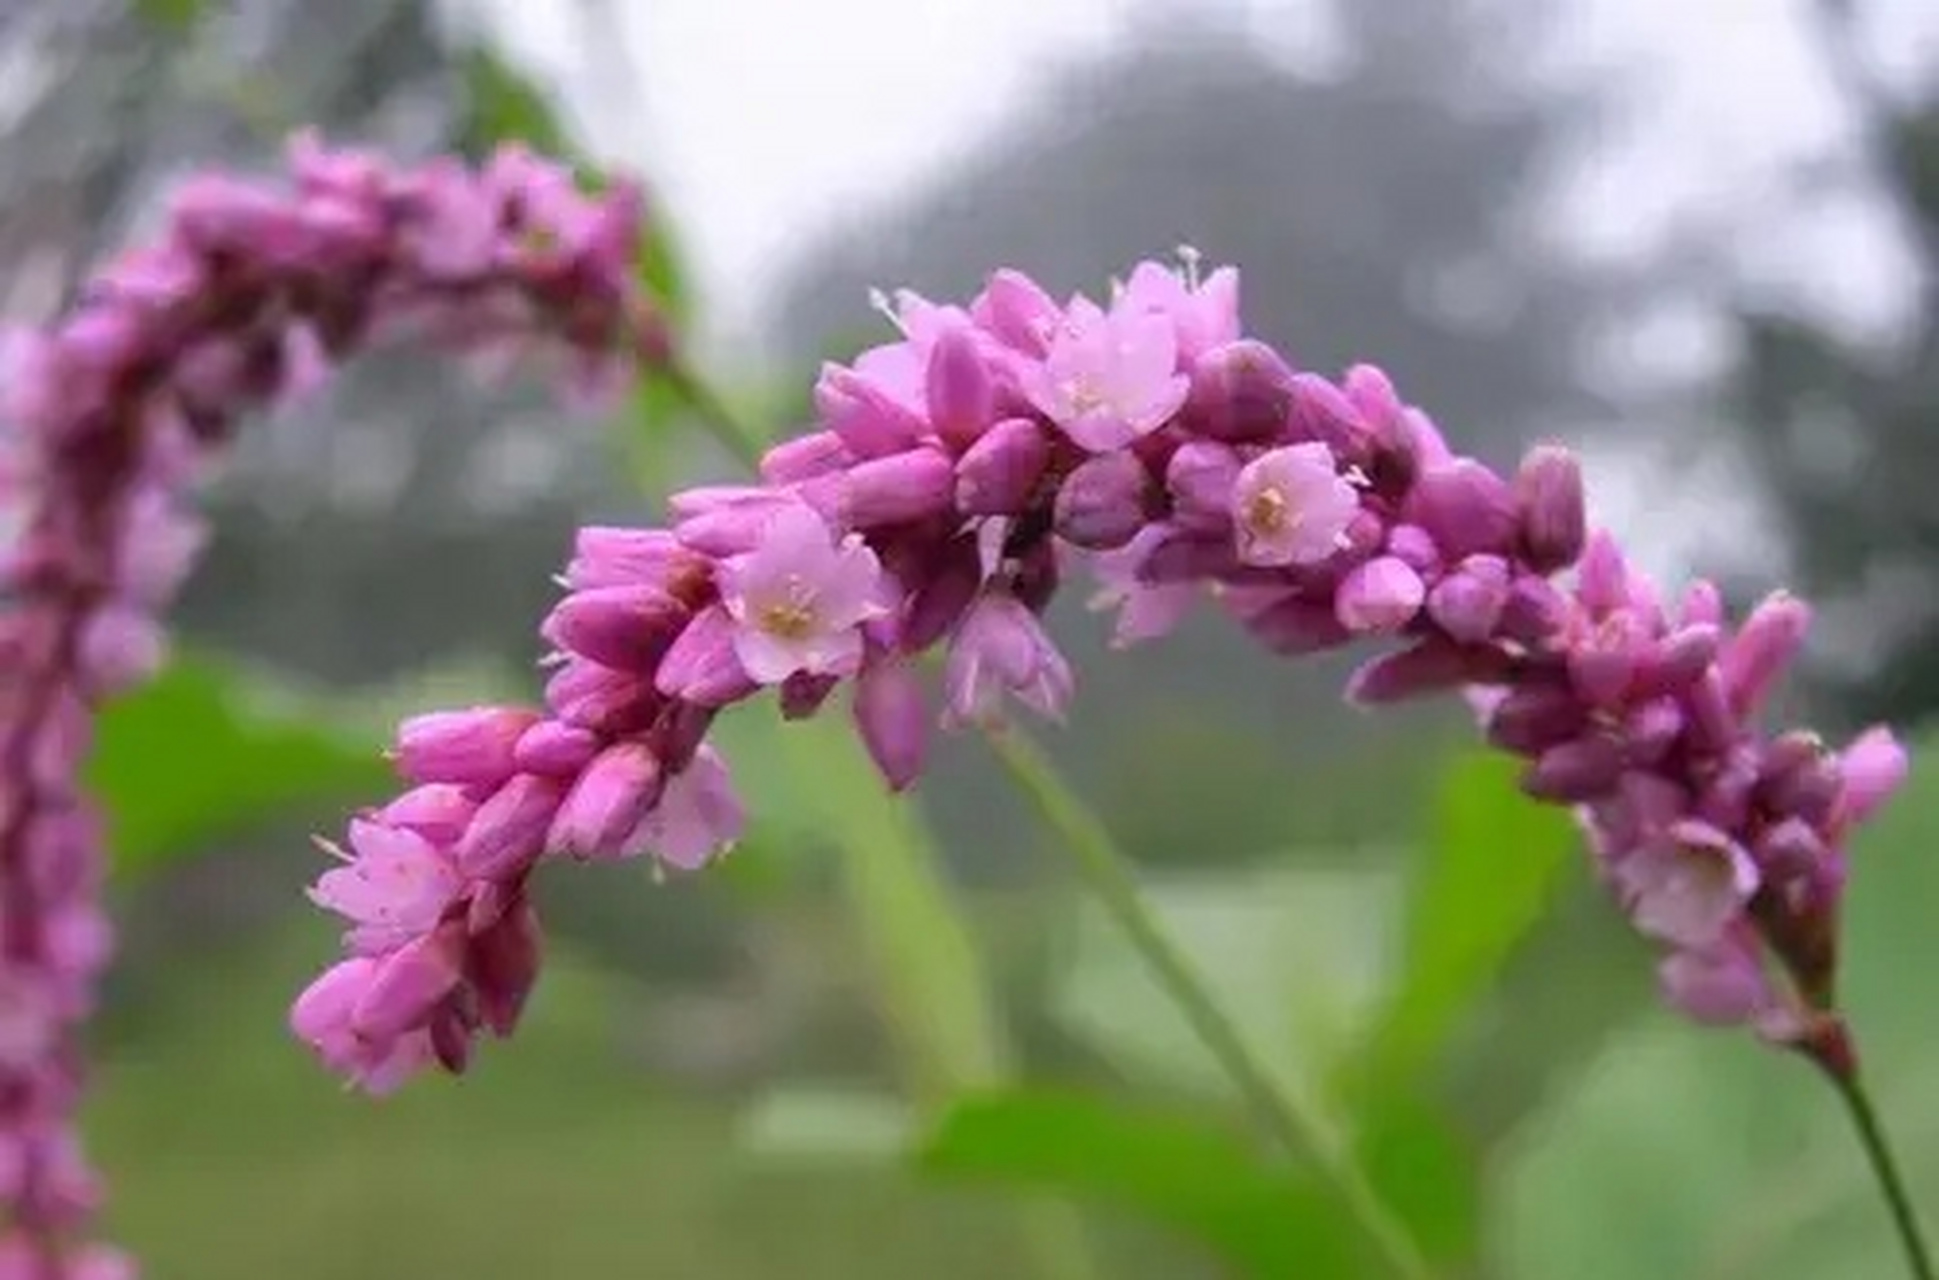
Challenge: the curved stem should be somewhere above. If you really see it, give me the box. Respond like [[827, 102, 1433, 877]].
[[984, 727, 1435, 1280], [662, 359, 768, 471], [1832, 1070, 1935, 1280]]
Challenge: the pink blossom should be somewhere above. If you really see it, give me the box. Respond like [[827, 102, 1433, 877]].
[[308, 819, 463, 953], [624, 747, 744, 870], [1023, 297, 1189, 452], [716, 503, 888, 685], [1614, 824, 1760, 949], [945, 592, 1075, 725], [1230, 443, 1358, 566]]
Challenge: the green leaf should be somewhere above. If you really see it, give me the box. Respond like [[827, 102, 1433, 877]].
[[1049, 864, 1400, 1121], [135, 0, 203, 33], [458, 48, 571, 158], [1353, 750, 1578, 1093], [777, 719, 1008, 1100], [923, 1090, 1359, 1277], [86, 655, 389, 876], [1354, 1089, 1481, 1267]]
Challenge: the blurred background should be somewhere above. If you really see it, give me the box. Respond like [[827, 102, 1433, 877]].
[[10, 0, 1939, 1275]]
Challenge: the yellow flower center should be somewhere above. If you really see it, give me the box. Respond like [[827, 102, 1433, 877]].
[[1244, 486, 1289, 534]]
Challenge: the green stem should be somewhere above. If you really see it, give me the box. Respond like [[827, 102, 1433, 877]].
[[1832, 1071, 1934, 1280], [984, 727, 1435, 1280], [662, 359, 767, 470]]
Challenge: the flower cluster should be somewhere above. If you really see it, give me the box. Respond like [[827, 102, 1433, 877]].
[[0, 134, 665, 1275], [297, 253, 1905, 1097]]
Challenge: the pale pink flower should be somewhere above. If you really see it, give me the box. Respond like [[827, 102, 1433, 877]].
[[945, 592, 1074, 725], [716, 502, 888, 685], [624, 746, 744, 870], [1023, 297, 1189, 452], [1615, 823, 1760, 949], [1230, 443, 1358, 567], [307, 819, 463, 953]]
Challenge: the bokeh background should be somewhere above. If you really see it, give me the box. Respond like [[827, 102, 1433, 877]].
[[8, 0, 1939, 1275]]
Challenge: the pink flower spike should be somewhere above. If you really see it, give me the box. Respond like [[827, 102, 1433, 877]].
[[1024, 303, 1189, 452], [1720, 591, 1811, 717], [655, 605, 760, 708], [1054, 453, 1152, 551], [350, 928, 465, 1043], [926, 324, 995, 449], [377, 784, 480, 848], [1616, 824, 1760, 949], [290, 958, 434, 1094], [973, 269, 1062, 355], [1659, 939, 1782, 1030], [1230, 443, 1358, 567], [1515, 444, 1587, 572], [944, 592, 1074, 726], [307, 819, 462, 953], [716, 503, 888, 685], [624, 746, 744, 870], [1087, 525, 1198, 649]]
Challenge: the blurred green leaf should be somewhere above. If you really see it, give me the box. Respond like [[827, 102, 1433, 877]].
[[1049, 864, 1399, 1122], [87, 655, 388, 876], [923, 1090, 1358, 1277], [458, 48, 570, 158], [1353, 751, 1578, 1093], [778, 719, 1007, 1099], [737, 1086, 918, 1166], [135, 0, 203, 33], [1354, 1090, 1481, 1267], [1494, 732, 1939, 1279]]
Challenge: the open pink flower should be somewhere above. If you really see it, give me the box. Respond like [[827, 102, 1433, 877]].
[[624, 746, 744, 871], [716, 503, 888, 685], [1023, 297, 1189, 452], [307, 819, 463, 953], [1614, 822, 1760, 950], [1231, 443, 1358, 566], [945, 591, 1074, 726]]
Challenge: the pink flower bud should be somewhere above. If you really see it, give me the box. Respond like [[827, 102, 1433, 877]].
[[351, 930, 464, 1042], [1426, 554, 1510, 644], [1054, 453, 1152, 550], [544, 659, 663, 735], [655, 605, 759, 707], [1631, 624, 1721, 698], [1165, 441, 1241, 527], [1515, 444, 1588, 572], [815, 362, 927, 457], [1521, 735, 1625, 802], [801, 447, 955, 529], [1287, 373, 1371, 458], [76, 605, 165, 695], [549, 744, 664, 859], [854, 659, 929, 791], [972, 269, 1060, 356], [926, 325, 995, 450], [760, 429, 853, 485], [1343, 364, 1405, 445], [1183, 339, 1296, 442], [902, 533, 984, 650], [1405, 460, 1518, 559], [1384, 524, 1441, 575], [1835, 726, 1906, 828], [513, 720, 602, 777], [955, 417, 1049, 516], [1335, 556, 1425, 634], [1485, 684, 1588, 756], [455, 774, 566, 879], [565, 527, 689, 590], [470, 897, 543, 1037], [1720, 591, 1810, 717], [542, 585, 689, 669], [393, 707, 537, 787], [378, 785, 479, 848]]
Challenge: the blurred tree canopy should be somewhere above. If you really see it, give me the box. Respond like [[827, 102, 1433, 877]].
[[1732, 0, 1939, 730]]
